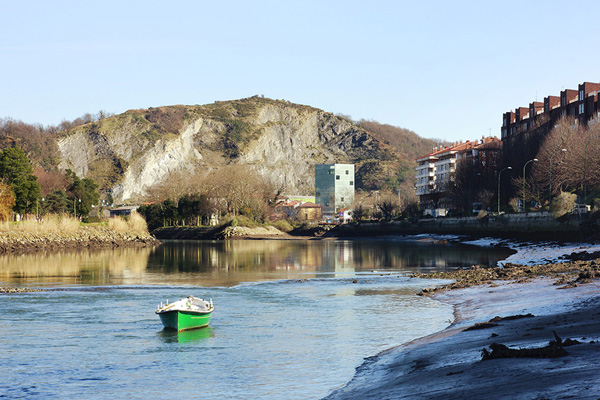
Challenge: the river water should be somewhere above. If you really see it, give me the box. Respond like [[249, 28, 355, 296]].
[[0, 238, 512, 399]]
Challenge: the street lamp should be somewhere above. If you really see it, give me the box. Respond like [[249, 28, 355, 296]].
[[497, 167, 512, 214], [549, 148, 567, 205], [522, 159, 538, 212]]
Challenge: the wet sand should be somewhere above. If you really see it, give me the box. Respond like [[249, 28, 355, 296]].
[[325, 277, 600, 399]]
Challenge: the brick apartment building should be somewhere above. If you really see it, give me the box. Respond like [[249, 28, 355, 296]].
[[501, 81, 600, 177], [415, 137, 501, 216]]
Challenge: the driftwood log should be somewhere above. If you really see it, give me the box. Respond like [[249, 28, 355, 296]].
[[481, 331, 579, 360]]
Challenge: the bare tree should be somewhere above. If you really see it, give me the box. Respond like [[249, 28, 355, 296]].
[[201, 165, 279, 219], [531, 117, 578, 203], [0, 179, 15, 221], [352, 204, 367, 222], [33, 167, 68, 196], [377, 196, 397, 221]]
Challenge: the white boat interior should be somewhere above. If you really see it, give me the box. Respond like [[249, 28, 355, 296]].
[[157, 295, 214, 313]]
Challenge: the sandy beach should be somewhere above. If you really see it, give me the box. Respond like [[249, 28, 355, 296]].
[[325, 242, 600, 400]]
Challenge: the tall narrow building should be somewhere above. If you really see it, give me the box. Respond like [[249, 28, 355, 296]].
[[315, 164, 355, 216]]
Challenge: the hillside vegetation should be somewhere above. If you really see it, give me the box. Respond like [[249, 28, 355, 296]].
[[2, 97, 445, 203]]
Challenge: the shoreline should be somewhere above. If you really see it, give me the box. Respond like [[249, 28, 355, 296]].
[[325, 252, 600, 399], [0, 225, 160, 255], [325, 278, 600, 399]]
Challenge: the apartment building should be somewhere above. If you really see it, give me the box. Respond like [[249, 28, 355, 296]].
[[501, 81, 600, 172], [315, 164, 355, 217], [415, 137, 501, 216]]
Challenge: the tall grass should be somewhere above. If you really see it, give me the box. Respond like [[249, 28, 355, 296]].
[[0, 214, 81, 234], [0, 213, 149, 236], [107, 216, 129, 232], [107, 213, 148, 234], [127, 213, 148, 234]]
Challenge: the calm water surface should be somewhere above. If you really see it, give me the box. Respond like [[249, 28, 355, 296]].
[[0, 238, 512, 399]]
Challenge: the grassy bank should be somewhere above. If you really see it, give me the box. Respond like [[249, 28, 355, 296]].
[[0, 213, 160, 253]]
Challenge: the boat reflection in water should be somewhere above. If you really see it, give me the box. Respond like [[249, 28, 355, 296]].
[[158, 326, 213, 343]]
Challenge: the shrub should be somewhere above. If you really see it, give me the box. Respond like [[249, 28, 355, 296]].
[[551, 191, 577, 219], [272, 219, 293, 232], [509, 197, 520, 212]]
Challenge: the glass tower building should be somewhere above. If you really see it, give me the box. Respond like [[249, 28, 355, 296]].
[[315, 164, 355, 216]]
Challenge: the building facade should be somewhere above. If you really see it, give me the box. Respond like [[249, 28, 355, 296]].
[[315, 164, 355, 216], [415, 137, 501, 216], [501, 81, 600, 176]]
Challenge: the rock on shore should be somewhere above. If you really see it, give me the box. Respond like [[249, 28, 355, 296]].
[[216, 225, 289, 239]]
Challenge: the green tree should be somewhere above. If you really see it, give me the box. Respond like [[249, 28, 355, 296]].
[[161, 199, 179, 227], [43, 190, 69, 214], [0, 146, 41, 214], [178, 193, 213, 226], [65, 169, 100, 217], [137, 203, 164, 230]]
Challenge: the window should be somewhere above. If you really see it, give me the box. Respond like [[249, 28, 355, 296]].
[[345, 170, 349, 175], [579, 103, 585, 115], [580, 90, 584, 100], [341, 197, 344, 202], [328, 170, 334, 175], [349, 181, 354, 186], [336, 175, 340, 180]]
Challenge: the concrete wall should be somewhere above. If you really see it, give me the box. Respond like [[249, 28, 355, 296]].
[[334, 211, 590, 240]]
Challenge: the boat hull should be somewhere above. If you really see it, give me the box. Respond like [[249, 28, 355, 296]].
[[158, 310, 212, 332]]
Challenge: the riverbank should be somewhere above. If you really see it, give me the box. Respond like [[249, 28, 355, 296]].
[[152, 224, 328, 240], [0, 215, 160, 254], [325, 254, 600, 399], [328, 212, 599, 241]]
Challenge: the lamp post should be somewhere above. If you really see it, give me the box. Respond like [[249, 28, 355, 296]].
[[549, 148, 567, 205], [497, 167, 512, 214], [522, 159, 538, 212]]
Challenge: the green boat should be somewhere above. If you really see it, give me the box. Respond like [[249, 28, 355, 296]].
[[156, 295, 214, 332]]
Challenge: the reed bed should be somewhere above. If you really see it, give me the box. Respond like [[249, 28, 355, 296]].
[[0, 213, 149, 236], [107, 213, 148, 234], [0, 214, 81, 234]]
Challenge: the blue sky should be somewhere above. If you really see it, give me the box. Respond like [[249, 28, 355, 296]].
[[2, 0, 599, 141]]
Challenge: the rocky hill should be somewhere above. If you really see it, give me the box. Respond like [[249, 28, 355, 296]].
[[56, 97, 409, 202]]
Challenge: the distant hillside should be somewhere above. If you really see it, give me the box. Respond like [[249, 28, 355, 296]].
[[0, 119, 60, 170], [355, 120, 448, 195], [2, 97, 447, 203], [357, 120, 447, 162]]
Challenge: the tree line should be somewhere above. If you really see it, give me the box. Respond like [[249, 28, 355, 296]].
[[0, 145, 100, 220], [138, 165, 282, 230], [446, 116, 600, 216]]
